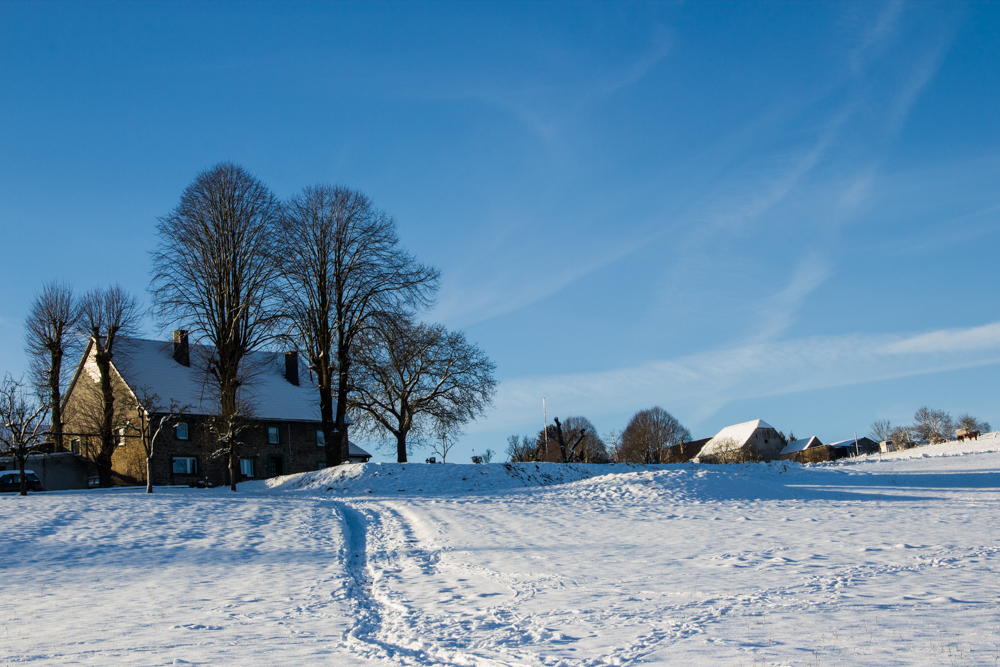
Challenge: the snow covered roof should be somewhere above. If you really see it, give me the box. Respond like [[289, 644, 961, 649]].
[[696, 419, 773, 458], [348, 441, 372, 459], [111, 338, 328, 423], [779, 436, 823, 455]]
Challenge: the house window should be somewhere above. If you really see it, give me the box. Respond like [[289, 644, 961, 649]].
[[240, 458, 255, 478], [71, 438, 80, 455], [268, 426, 280, 445], [316, 429, 325, 447], [172, 457, 197, 475], [175, 422, 190, 440]]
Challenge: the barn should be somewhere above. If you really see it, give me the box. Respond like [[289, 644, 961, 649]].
[[694, 419, 786, 463]]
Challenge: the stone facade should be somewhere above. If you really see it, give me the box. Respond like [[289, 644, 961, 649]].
[[60, 335, 362, 488]]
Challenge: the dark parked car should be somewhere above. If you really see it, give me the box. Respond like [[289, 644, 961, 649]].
[[0, 470, 44, 492]]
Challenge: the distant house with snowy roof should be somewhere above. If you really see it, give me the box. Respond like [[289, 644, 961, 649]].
[[777, 436, 840, 463], [693, 419, 786, 463], [60, 331, 370, 488], [778, 436, 823, 460]]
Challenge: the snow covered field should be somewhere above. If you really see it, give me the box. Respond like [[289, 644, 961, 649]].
[[3, 436, 1000, 666]]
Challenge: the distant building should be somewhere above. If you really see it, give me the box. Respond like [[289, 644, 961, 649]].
[[694, 420, 786, 463], [778, 436, 824, 460], [60, 331, 370, 488], [827, 436, 878, 457]]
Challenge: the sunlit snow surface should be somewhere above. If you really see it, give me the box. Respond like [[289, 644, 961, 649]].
[[4, 435, 1000, 665]]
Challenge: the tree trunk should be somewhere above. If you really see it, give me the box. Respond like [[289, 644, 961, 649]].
[[319, 383, 339, 468], [49, 348, 63, 452], [19, 454, 27, 496], [396, 430, 408, 463], [146, 455, 154, 493], [96, 354, 116, 488], [229, 445, 237, 492], [333, 350, 349, 467]]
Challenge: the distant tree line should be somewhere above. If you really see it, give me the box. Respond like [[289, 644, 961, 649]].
[[506, 406, 692, 464], [870, 407, 990, 448], [3, 162, 497, 491]]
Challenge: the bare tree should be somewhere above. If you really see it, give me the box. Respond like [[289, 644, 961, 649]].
[[0, 375, 50, 496], [700, 436, 760, 464], [506, 434, 537, 462], [911, 406, 953, 444], [955, 413, 990, 435], [130, 390, 187, 493], [560, 416, 611, 463], [151, 163, 282, 491], [869, 419, 894, 444], [23, 281, 80, 452], [618, 407, 692, 464], [77, 285, 141, 487], [431, 419, 460, 463], [471, 448, 494, 464], [889, 425, 913, 450], [351, 316, 496, 463], [278, 185, 439, 467], [606, 429, 624, 463]]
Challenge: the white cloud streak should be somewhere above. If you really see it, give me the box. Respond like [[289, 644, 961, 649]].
[[473, 320, 1000, 435]]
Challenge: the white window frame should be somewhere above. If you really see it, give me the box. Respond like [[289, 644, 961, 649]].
[[267, 426, 280, 445], [175, 422, 190, 441], [239, 458, 255, 478], [172, 456, 197, 475], [316, 429, 325, 447]]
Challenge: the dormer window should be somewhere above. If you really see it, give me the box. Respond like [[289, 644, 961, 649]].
[[175, 422, 190, 440]]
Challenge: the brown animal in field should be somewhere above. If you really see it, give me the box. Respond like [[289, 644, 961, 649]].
[[956, 429, 980, 442]]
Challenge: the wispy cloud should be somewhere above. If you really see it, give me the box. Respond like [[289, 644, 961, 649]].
[[474, 319, 1000, 435]]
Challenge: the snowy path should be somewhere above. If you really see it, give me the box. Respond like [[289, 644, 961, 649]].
[[3, 444, 1000, 665]]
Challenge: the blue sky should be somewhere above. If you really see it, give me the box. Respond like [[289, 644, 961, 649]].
[[2, 1, 999, 461]]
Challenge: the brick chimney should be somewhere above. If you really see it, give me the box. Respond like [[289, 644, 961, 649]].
[[284, 351, 300, 386], [172, 330, 190, 367]]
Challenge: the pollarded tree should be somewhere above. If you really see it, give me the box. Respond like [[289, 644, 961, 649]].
[[23, 281, 80, 452], [151, 163, 283, 491], [278, 185, 439, 467], [559, 416, 611, 463], [0, 374, 49, 496], [77, 285, 142, 487], [351, 315, 496, 463], [618, 406, 691, 464]]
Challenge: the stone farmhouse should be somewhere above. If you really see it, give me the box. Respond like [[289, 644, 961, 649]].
[[60, 331, 370, 488]]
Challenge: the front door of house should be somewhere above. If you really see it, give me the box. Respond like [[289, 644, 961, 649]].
[[268, 456, 284, 478]]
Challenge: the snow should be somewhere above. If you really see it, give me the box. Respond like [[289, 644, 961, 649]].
[[108, 337, 327, 422], [3, 435, 1000, 665]]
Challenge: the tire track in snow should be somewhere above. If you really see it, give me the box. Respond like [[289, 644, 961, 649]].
[[336, 500, 515, 666]]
